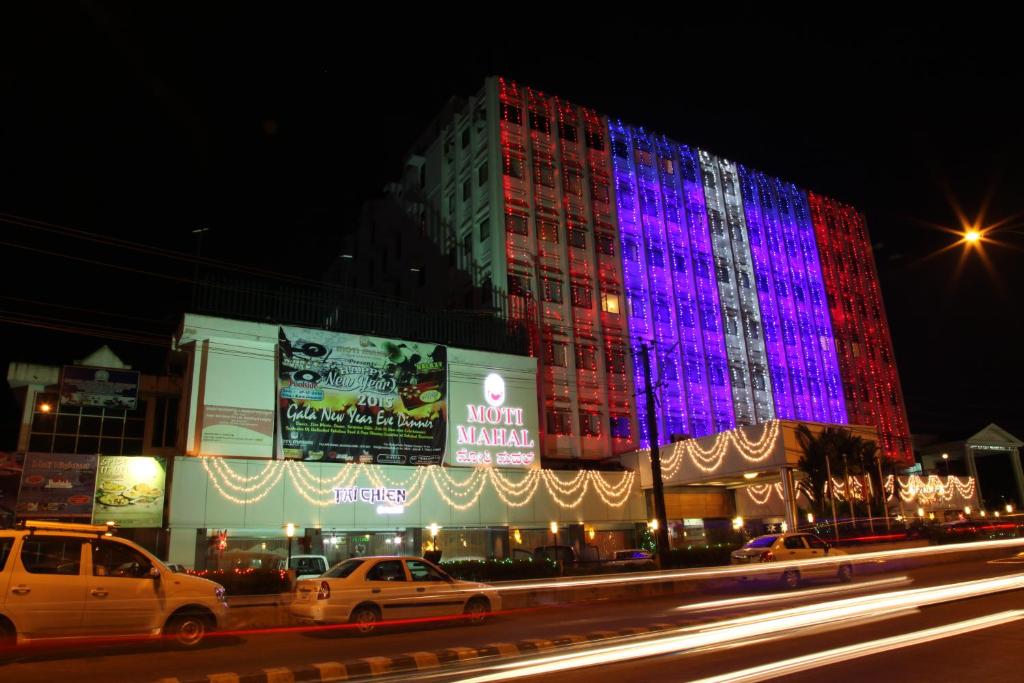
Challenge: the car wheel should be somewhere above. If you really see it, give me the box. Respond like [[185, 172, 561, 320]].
[[781, 569, 801, 589], [0, 620, 16, 652], [164, 612, 209, 648], [349, 605, 380, 635], [464, 597, 489, 625], [837, 564, 853, 583]]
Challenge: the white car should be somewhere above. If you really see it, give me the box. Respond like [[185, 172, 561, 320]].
[[291, 555, 500, 634], [0, 521, 228, 649], [289, 554, 330, 580], [730, 532, 853, 588]]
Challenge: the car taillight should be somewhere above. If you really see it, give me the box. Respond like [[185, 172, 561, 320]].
[[317, 581, 330, 600], [759, 550, 775, 563]]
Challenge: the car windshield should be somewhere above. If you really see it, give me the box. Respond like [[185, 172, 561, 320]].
[[323, 558, 364, 578], [290, 556, 327, 574], [743, 535, 779, 549]]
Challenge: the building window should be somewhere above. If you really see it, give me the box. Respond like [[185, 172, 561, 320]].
[[479, 218, 490, 242], [461, 128, 470, 149], [601, 292, 620, 314], [663, 158, 675, 175], [478, 163, 488, 186], [528, 111, 550, 133], [536, 165, 555, 188], [508, 274, 530, 297], [585, 129, 604, 150], [539, 220, 559, 243], [558, 122, 577, 142], [592, 183, 610, 203], [500, 102, 521, 125], [605, 345, 626, 374], [463, 179, 471, 201], [571, 284, 592, 309], [545, 341, 568, 367], [542, 278, 562, 303], [612, 139, 628, 158], [635, 149, 652, 166], [463, 233, 472, 258], [575, 344, 597, 371], [580, 412, 601, 437], [597, 233, 615, 256], [563, 171, 583, 196], [504, 157, 524, 179], [568, 228, 586, 249], [30, 392, 146, 456], [447, 195, 455, 214], [546, 409, 573, 435], [506, 213, 528, 235], [609, 414, 631, 440]]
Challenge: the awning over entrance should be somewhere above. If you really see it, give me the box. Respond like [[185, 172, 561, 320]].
[[621, 420, 878, 490]]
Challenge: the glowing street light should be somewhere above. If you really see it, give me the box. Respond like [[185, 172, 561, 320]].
[[285, 522, 296, 570], [963, 228, 982, 244]]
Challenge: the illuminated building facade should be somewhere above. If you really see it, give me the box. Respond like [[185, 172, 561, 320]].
[[396, 77, 911, 463]]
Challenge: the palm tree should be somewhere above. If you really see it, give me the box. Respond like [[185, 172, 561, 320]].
[[796, 426, 875, 520]]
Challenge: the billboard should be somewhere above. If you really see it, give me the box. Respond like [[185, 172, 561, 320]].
[[91, 456, 166, 528], [0, 453, 24, 527], [16, 453, 97, 518], [447, 367, 540, 468], [277, 326, 447, 465], [60, 365, 140, 410]]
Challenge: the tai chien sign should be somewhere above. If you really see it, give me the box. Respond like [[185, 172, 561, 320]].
[[453, 373, 537, 467]]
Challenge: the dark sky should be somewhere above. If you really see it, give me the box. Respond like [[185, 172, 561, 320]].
[[1, 7, 1022, 447]]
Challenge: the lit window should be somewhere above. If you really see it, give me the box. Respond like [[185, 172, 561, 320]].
[[539, 221, 559, 243], [601, 292, 620, 314], [545, 342, 568, 367]]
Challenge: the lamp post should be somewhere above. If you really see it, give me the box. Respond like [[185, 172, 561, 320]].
[[549, 521, 562, 576], [285, 522, 295, 570], [942, 453, 950, 477]]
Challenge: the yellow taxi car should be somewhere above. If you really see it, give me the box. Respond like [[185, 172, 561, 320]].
[[0, 521, 228, 649], [291, 555, 500, 634]]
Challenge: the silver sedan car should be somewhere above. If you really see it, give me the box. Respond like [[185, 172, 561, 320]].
[[730, 532, 853, 588]]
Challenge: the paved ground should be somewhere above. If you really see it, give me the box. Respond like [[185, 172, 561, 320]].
[[1, 550, 1021, 683]]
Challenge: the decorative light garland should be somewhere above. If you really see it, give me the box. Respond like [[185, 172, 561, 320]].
[[198, 457, 637, 511], [654, 419, 781, 477]]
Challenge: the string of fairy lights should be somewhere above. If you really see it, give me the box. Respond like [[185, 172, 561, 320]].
[[648, 419, 781, 478], [743, 473, 977, 506], [199, 457, 636, 510]]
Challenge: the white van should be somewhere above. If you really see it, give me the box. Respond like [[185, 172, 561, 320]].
[[0, 521, 228, 649]]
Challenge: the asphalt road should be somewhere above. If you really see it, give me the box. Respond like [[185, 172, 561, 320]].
[[1, 552, 1022, 683]]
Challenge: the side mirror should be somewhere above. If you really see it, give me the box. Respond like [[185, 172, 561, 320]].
[[149, 566, 161, 580]]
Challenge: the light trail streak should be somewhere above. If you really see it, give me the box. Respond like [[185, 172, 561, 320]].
[[456, 573, 1024, 682], [493, 537, 1024, 593], [687, 610, 1024, 683], [675, 576, 911, 612]]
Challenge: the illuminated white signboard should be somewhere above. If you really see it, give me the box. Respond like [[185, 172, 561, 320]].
[[332, 486, 406, 514], [451, 372, 538, 468]]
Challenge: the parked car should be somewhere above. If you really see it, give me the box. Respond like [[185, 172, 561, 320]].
[[289, 554, 330, 579], [0, 521, 228, 649], [532, 545, 577, 564], [605, 549, 656, 569], [290, 555, 500, 634], [730, 532, 853, 588]]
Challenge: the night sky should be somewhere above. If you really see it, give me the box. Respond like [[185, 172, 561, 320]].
[[2, 8, 1021, 448]]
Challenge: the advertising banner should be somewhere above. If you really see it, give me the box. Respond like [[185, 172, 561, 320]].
[[278, 326, 447, 465], [0, 452, 24, 527], [60, 365, 140, 410], [91, 456, 166, 528], [199, 405, 274, 456], [16, 453, 97, 518]]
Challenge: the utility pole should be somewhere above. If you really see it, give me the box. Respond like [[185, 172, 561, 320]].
[[640, 344, 670, 569], [842, 453, 856, 527], [191, 226, 210, 309], [876, 451, 890, 531]]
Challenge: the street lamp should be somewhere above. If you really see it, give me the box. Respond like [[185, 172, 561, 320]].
[[285, 522, 295, 570], [549, 522, 562, 576], [1007, 504, 1015, 514], [963, 228, 982, 244], [941, 453, 949, 477], [428, 523, 440, 553]]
